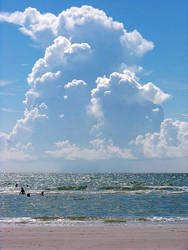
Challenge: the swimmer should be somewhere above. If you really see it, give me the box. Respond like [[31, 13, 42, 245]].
[[27, 193, 30, 197], [41, 191, 44, 196], [15, 183, 18, 187], [20, 187, 25, 195]]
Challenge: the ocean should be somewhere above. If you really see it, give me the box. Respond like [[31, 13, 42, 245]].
[[0, 173, 188, 226]]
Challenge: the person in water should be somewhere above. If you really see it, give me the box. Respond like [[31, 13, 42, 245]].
[[41, 191, 44, 196], [20, 187, 25, 195], [15, 183, 18, 187]]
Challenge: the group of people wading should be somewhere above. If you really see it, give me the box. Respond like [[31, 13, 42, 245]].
[[15, 183, 44, 197]]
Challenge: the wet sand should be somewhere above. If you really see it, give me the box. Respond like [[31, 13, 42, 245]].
[[1, 224, 188, 250]]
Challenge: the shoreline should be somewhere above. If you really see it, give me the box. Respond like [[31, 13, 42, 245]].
[[1, 224, 188, 250], [1, 215, 188, 225]]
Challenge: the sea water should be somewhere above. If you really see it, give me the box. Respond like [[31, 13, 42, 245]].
[[0, 173, 188, 226]]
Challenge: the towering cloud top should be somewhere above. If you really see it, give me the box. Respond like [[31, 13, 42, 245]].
[[0, 5, 154, 55]]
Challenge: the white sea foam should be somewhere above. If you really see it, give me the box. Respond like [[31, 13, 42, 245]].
[[1, 216, 188, 226], [148, 216, 188, 223], [0, 186, 188, 195]]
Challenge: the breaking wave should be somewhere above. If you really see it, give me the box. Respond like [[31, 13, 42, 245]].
[[1, 216, 188, 226]]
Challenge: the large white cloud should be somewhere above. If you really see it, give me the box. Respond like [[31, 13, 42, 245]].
[[88, 70, 168, 146], [0, 104, 48, 162], [138, 82, 171, 104], [10, 106, 48, 141], [130, 119, 188, 158], [0, 142, 35, 161], [0, 6, 154, 56], [1, 5, 186, 165], [27, 36, 91, 88], [0, 7, 57, 45], [46, 138, 134, 160], [90, 71, 171, 105], [120, 29, 154, 56], [64, 79, 87, 89]]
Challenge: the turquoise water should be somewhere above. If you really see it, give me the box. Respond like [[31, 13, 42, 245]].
[[0, 173, 188, 225]]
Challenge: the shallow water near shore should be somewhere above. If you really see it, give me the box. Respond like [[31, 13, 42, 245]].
[[1, 173, 188, 226]]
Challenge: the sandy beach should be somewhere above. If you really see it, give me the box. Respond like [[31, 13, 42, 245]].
[[1, 224, 188, 250]]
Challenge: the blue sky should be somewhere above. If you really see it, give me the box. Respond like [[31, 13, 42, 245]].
[[0, 0, 188, 172]]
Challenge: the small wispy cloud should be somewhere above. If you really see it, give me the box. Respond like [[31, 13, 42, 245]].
[[1, 108, 19, 113], [0, 92, 15, 96], [181, 114, 188, 118], [0, 80, 10, 87], [174, 113, 188, 119]]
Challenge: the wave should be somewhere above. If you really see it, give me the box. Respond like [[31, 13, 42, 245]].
[[100, 185, 151, 191], [99, 185, 188, 193], [1, 216, 188, 225], [53, 185, 88, 191], [0, 184, 187, 195]]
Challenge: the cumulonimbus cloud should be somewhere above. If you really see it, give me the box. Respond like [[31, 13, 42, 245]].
[[1, 5, 187, 164]]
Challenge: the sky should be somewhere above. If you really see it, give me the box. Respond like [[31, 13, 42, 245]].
[[0, 0, 188, 172]]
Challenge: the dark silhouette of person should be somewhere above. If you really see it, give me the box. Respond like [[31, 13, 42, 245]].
[[20, 187, 25, 195], [15, 183, 18, 187], [41, 191, 44, 196], [27, 193, 30, 197]]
